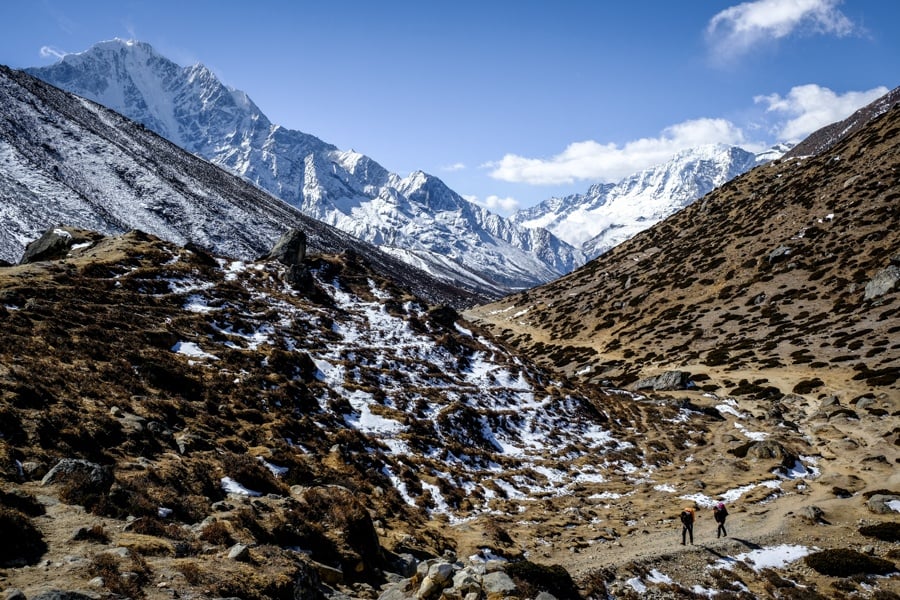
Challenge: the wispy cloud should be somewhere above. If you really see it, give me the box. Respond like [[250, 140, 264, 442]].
[[706, 0, 857, 61], [466, 194, 520, 214], [485, 118, 748, 185], [39, 46, 67, 60], [442, 162, 466, 172], [756, 84, 889, 140]]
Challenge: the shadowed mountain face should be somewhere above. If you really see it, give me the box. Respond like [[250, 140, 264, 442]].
[[468, 103, 900, 399], [0, 65, 480, 307]]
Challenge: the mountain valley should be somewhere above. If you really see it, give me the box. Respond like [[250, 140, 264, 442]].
[[0, 44, 898, 600]]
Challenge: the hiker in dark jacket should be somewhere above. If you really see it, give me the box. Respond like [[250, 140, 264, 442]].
[[714, 502, 729, 538], [680, 506, 696, 545]]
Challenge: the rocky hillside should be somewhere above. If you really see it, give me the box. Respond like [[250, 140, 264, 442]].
[[785, 86, 900, 159], [468, 102, 900, 400], [2, 224, 898, 600]]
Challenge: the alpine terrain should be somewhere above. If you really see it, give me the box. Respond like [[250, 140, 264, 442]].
[[511, 143, 791, 259], [0, 49, 898, 598], [26, 39, 584, 295]]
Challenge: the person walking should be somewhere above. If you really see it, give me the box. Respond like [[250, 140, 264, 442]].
[[714, 502, 729, 538], [680, 505, 696, 545]]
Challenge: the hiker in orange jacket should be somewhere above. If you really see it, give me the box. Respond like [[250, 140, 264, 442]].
[[680, 505, 697, 545]]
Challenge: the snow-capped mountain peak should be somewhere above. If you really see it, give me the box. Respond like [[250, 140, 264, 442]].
[[28, 39, 580, 294], [511, 142, 787, 258]]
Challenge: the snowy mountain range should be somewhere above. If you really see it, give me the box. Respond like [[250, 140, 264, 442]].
[[0, 64, 478, 307], [26, 39, 584, 293], [511, 143, 790, 258]]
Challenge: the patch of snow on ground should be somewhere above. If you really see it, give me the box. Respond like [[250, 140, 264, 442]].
[[712, 544, 813, 571], [647, 569, 673, 584], [626, 577, 647, 593], [716, 401, 743, 418], [887, 499, 900, 512], [735, 422, 769, 440], [778, 458, 820, 480], [171, 341, 218, 360], [259, 458, 289, 477], [681, 480, 782, 507], [654, 483, 676, 493], [220, 476, 261, 497]]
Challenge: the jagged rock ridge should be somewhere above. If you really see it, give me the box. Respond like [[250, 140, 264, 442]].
[[26, 39, 584, 293]]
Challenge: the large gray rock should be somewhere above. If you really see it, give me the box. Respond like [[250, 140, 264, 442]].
[[865, 265, 900, 300], [267, 228, 307, 266], [41, 459, 112, 490], [632, 370, 692, 391], [481, 571, 516, 596], [19, 227, 98, 264], [867, 494, 900, 514]]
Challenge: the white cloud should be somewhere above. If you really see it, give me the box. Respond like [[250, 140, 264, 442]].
[[39, 46, 67, 60], [442, 162, 466, 172], [756, 84, 889, 140], [466, 194, 520, 213], [707, 0, 856, 60], [485, 118, 748, 185]]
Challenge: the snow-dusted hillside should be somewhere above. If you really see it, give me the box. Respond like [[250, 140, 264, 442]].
[[0, 65, 479, 307], [512, 143, 788, 258], [27, 39, 583, 291]]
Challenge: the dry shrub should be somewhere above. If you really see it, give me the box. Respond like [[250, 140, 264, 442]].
[[89, 552, 152, 598], [200, 520, 234, 546], [176, 559, 207, 586], [805, 548, 897, 577], [859, 522, 900, 543], [211, 567, 298, 600], [0, 489, 45, 516], [506, 560, 580, 600], [222, 453, 288, 496], [72, 524, 109, 543], [128, 516, 189, 540], [117, 533, 174, 556], [0, 507, 47, 566]]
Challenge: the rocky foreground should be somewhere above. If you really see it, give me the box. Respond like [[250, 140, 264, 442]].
[[0, 227, 896, 600]]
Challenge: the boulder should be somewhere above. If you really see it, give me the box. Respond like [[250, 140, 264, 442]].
[[482, 571, 517, 596], [632, 371, 692, 391], [20, 227, 98, 264], [867, 494, 900, 515], [864, 264, 900, 300], [41, 459, 112, 490], [268, 228, 307, 266]]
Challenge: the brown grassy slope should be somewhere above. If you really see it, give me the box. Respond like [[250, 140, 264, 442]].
[[466, 104, 900, 399]]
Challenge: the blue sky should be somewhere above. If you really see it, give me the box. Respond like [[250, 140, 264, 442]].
[[1, 0, 896, 212]]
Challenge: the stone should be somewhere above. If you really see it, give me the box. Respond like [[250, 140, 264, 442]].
[[767, 245, 792, 264], [632, 370, 691, 391], [864, 265, 900, 300], [19, 461, 48, 481], [427, 562, 455, 586], [535, 593, 559, 600], [4, 589, 26, 600], [30, 592, 99, 600], [226, 543, 251, 562], [482, 571, 516, 596], [312, 559, 343, 585], [867, 494, 900, 515], [41, 459, 112, 490], [267, 229, 307, 266], [801, 505, 825, 522]]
